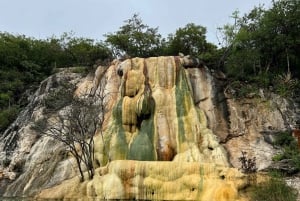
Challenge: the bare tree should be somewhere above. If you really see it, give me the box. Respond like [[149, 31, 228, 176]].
[[33, 80, 107, 182]]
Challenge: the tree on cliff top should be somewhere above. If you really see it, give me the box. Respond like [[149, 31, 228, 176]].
[[166, 23, 208, 56], [165, 23, 218, 67], [219, 0, 300, 85], [105, 13, 164, 58]]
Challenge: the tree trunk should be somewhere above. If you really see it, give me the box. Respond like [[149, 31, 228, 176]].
[[74, 155, 84, 182], [286, 48, 290, 75]]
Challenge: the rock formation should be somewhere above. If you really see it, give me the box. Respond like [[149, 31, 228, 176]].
[[225, 94, 300, 170], [38, 160, 247, 201], [95, 56, 229, 167], [0, 56, 299, 200]]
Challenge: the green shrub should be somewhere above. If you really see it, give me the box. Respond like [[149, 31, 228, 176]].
[[272, 131, 300, 172], [273, 74, 299, 98], [229, 81, 259, 98], [251, 176, 297, 201], [272, 154, 283, 161], [0, 105, 20, 132], [43, 82, 74, 113], [71, 66, 89, 75], [274, 131, 296, 147], [249, 73, 272, 89]]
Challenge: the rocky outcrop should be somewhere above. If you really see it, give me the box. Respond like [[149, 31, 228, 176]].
[[0, 56, 299, 200], [225, 94, 300, 170], [0, 72, 84, 196]]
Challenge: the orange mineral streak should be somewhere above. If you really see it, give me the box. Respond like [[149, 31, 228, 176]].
[[292, 129, 300, 148]]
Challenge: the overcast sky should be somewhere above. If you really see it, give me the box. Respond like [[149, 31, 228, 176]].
[[0, 0, 272, 45]]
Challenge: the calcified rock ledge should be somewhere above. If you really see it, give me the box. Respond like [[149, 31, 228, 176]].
[[37, 160, 247, 201]]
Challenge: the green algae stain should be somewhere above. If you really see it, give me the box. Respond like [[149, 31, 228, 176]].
[[175, 68, 187, 146], [128, 99, 156, 161], [128, 131, 155, 161], [107, 98, 129, 160], [175, 67, 196, 150]]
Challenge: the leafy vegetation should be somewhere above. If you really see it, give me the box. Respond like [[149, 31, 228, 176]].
[[0, 32, 112, 133], [219, 0, 300, 97], [105, 14, 164, 58], [272, 131, 300, 172], [250, 173, 297, 201], [238, 145, 298, 201], [43, 81, 75, 113]]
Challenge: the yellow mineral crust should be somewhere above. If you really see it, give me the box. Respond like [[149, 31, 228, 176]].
[[100, 56, 229, 166], [37, 160, 248, 201], [37, 56, 248, 201]]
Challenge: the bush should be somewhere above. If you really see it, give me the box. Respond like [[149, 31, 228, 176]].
[[251, 175, 297, 201], [228, 81, 259, 98], [273, 74, 299, 98], [274, 131, 296, 147], [272, 131, 300, 171], [238, 151, 257, 174], [70, 66, 89, 74], [43, 82, 74, 113], [0, 105, 20, 132]]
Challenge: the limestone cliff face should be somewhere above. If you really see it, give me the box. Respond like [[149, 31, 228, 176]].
[[0, 56, 299, 200], [225, 94, 300, 170], [0, 72, 84, 196]]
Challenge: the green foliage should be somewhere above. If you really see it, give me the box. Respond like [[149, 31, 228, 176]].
[[272, 131, 300, 171], [251, 176, 297, 201], [166, 23, 208, 56], [227, 80, 259, 98], [165, 23, 218, 68], [0, 32, 112, 133], [43, 81, 75, 113], [274, 131, 296, 147], [105, 14, 164, 58], [220, 0, 300, 97], [273, 146, 300, 171], [273, 73, 299, 98], [272, 154, 283, 162], [58, 32, 112, 66], [70, 66, 89, 75], [0, 106, 20, 133]]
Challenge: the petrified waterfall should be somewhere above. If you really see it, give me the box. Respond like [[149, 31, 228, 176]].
[[97, 56, 229, 166], [1, 54, 299, 200], [37, 56, 246, 200], [2, 56, 252, 200]]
